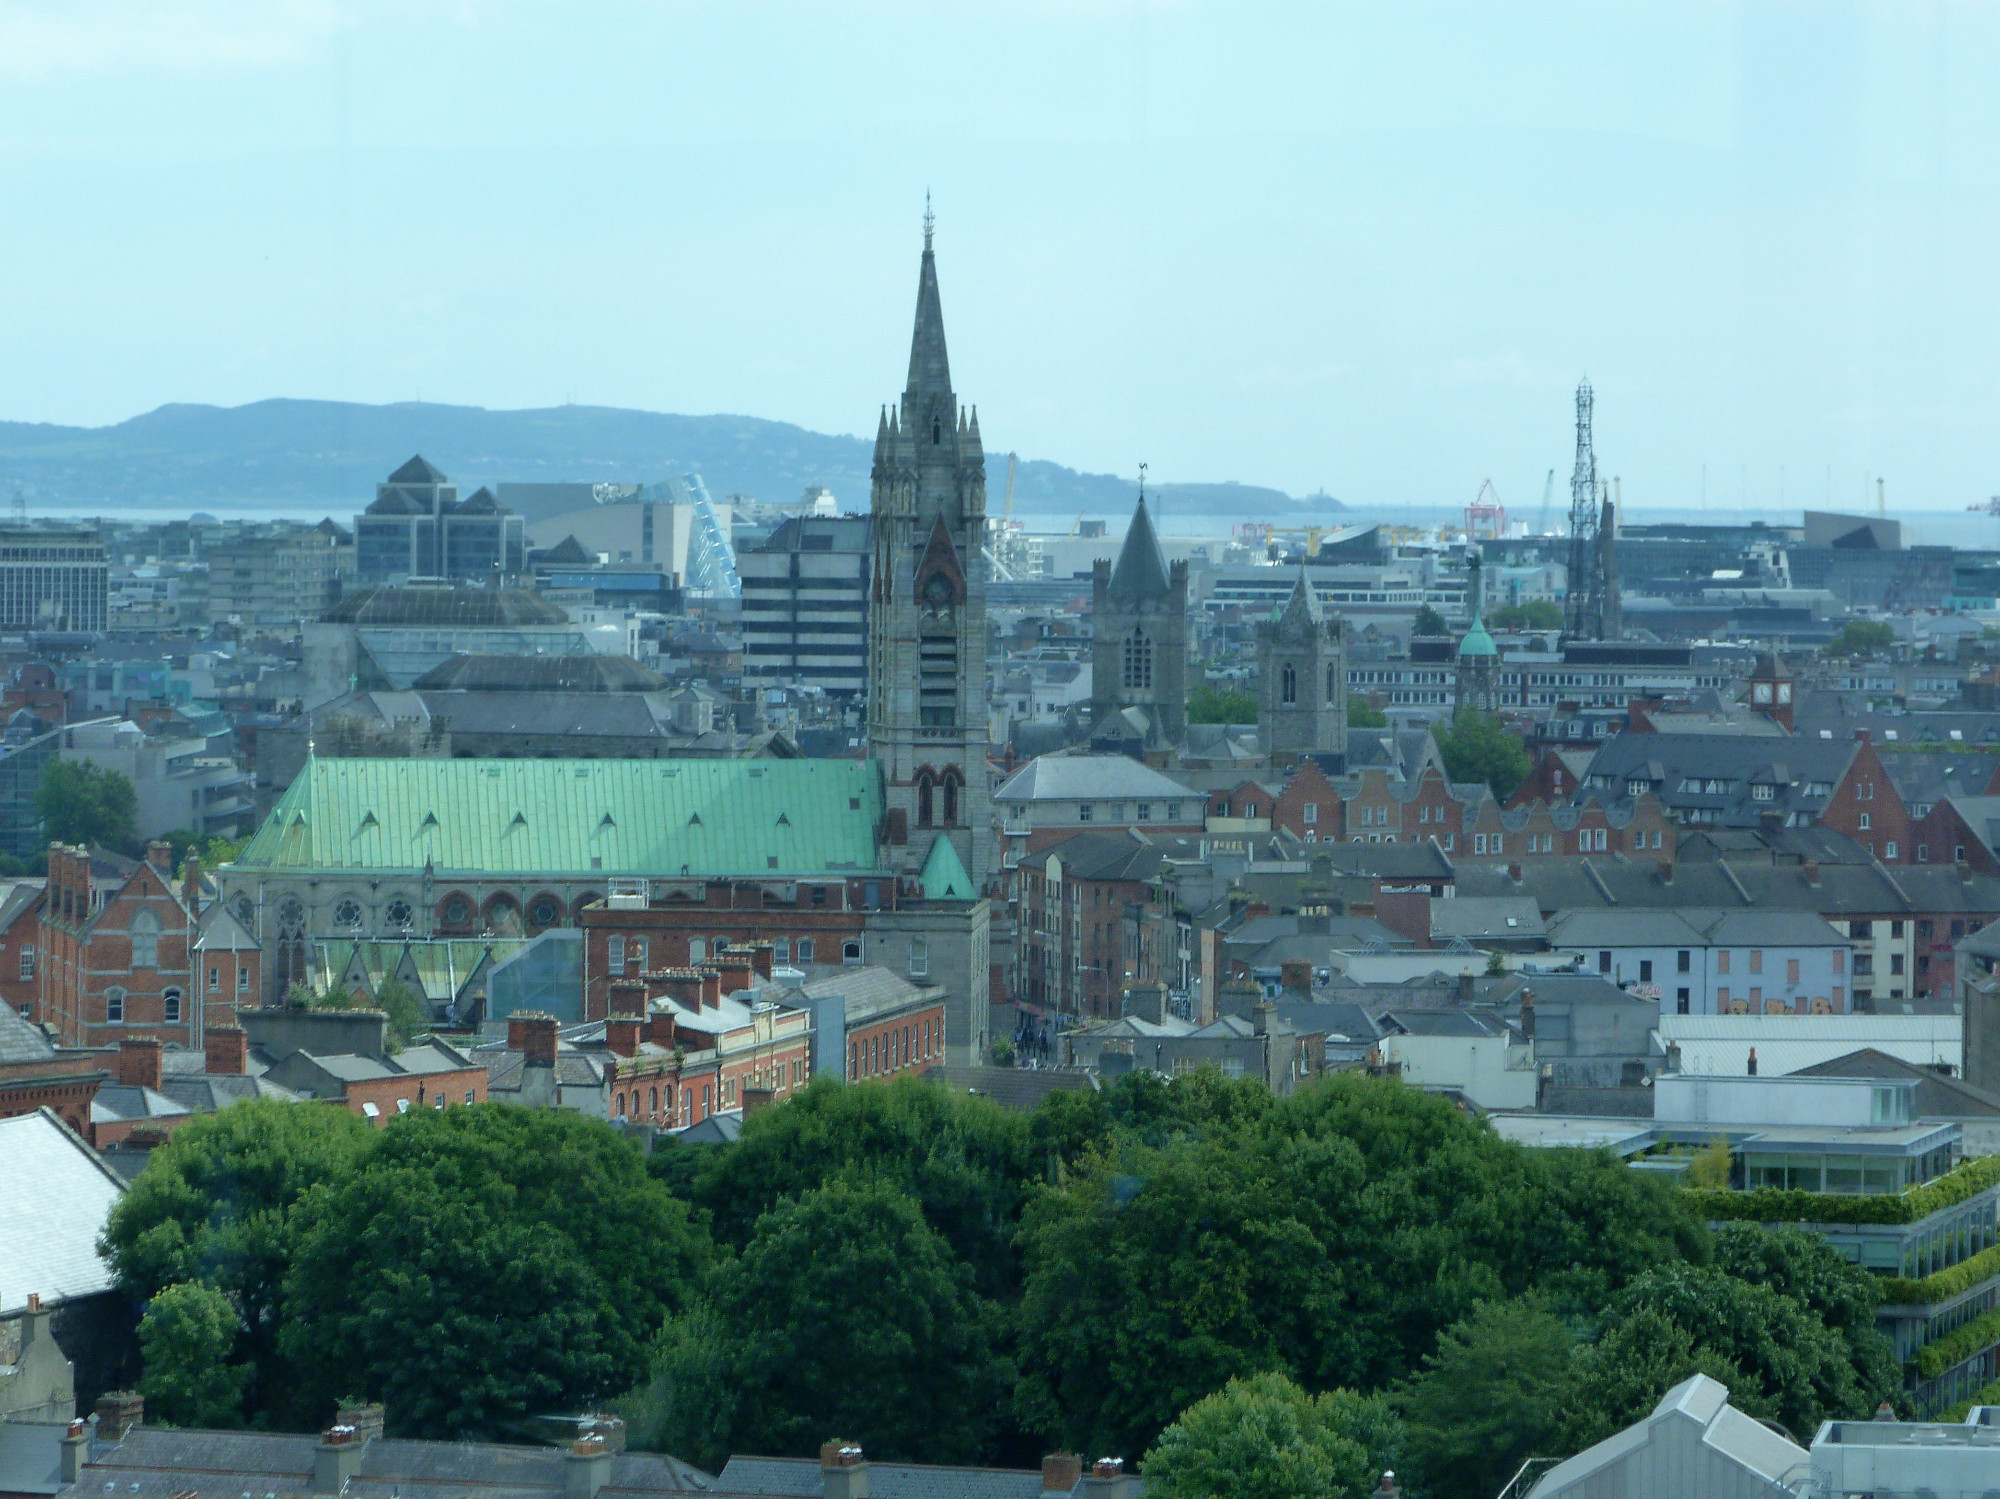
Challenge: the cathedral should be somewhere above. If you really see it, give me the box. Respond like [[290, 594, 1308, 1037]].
[[866, 213, 993, 890]]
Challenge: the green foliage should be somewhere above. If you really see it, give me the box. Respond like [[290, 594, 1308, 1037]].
[[1141, 1371, 1399, 1499], [368, 978, 428, 1049], [139, 1281, 251, 1428], [1712, 1224, 1899, 1415], [282, 1106, 705, 1437], [1435, 709, 1531, 800], [1914, 1305, 2000, 1379], [170, 832, 249, 882], [1412, 605, 1449, 636], [1485, 600, 1564, 631], [1880, 1244, 2000, 1306], [1560, 1306, 1767, 1449], [1823, 620, 1898, 658], [1395, 1298, 1573, 1499], [99, 1099, 374, 1420], [1011, 1074, 1703, 1461], [1188, 684, 1257, 725], [1690, 1155, 2000, 1226], [36, 758, 137, 852], [1941, 1375, 2000, 1422], [1685, 1140, 1732, 1191], [637, 1181, 1004, 1469], [688, 1075, 1033, 1299], [1347, 698, 1388, 729], [1596, 1259, 1895, 1440]]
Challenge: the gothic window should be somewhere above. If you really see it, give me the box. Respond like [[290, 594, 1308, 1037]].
[[916, 770, 936, 827], [276, 895, 309, 995], [941, 768, 962, 826], [129, 909, 160, 969], [443, 894, 472, 924], [1328, 666, 1339, 698], [333, 899, 362, 930], [1282, 664, 1298, 705], [383, 897, 414, 931], [1122, 630, 1154, 690], [932, 416, 942, 444], [230, 894, 253, 928]]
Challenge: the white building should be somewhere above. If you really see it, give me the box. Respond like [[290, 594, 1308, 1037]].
[[1376, 1009, 1537, 1110], [1654, 1013, 1962, 1078], [60, 718, 256, 841], [1547, 907, 1852, 1017]]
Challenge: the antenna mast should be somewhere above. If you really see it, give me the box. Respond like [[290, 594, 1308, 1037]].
[[1564, 379, 1603, 641]]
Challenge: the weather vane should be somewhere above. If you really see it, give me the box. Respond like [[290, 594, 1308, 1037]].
[[1138, 462, 1148, 500]]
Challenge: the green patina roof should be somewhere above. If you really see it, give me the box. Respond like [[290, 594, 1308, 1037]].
[[919, 834, 975, 900], [1458, 616, 1498, 658], [237, 758, 884, 877]]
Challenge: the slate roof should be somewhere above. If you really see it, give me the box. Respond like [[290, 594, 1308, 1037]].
[[1547, 907, 1848, 948], [386, 454, 447, 485], [1430, 897, 1546, 941], [80, 1427, 710, 1495], [1106, 492, 1171, 603], [717, 1454, 1102, 1499], [1656, 1014, 1960, 1076], [321, 586, 568, 627], [994, 754, 1195, 803], [1791, 1048, 2000, 1119], [1457, 856, 1986, 921], [0, 1108, 125, 1315], [0, 997, 56, 1064], [799, 967, 945, 1026], [414, 654, 668, 692], [235, 757, 881, 877], [91, 1085, 193, 1126], [1580, 730, 1861, 826], [1381, 1010, 1511, 1038]]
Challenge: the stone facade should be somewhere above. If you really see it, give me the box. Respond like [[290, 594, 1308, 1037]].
[[1256, 570, 1347, 767], [866, 219, 993, 890], [1089, 493, 1189, 753]]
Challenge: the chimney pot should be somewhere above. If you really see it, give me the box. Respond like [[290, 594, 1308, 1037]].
[[26, 1292, 39, 1312], [1747, 1045, 1758, 1076], [1092, 1459, 1124, 1479], [94, 1391, 143, 1442], [145, 839, 171, 874]]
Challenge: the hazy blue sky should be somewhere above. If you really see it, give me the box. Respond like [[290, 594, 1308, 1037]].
[[3, 2, 1998, 516]]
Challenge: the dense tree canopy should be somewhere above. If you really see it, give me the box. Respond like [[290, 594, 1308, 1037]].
[[139, 1281, 250, 1428], [1436, 708, 1532, 799], [1347, 697, 1388, 728], [282, 1106, 705, 1436], [1141, 1372, 1399, 1499], [639, 1181, 1004, 1471], [1186, 684, 1258, 725], [37, 758, 137, 852], [1823, 619, 1897, 657], [1485, 600, 1563, 631], [1412, 604, 1449, 636]]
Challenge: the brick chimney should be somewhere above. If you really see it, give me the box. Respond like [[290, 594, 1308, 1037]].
[[1854, 727, 1870, 742], [1372, 1473, 1401, 1498], [716, 956, 755, 996], [59, 1419, 87, 1483], [1081, 1458, 1128, 1499], [1804, 860, 1820, 887], [608, 980, 646, 1018], [95, 1391, 143, 1441], [604, 1016, 641, 1058], [1042, 1454, 1082, 1494], [512, 1012, 559, 1068], [699, 968, 723, 1008], [1747, 1046, 1758, 1076], [1519, 989, 1536, 1040], [181, 852, 202, 911], [204, 1025, 247, 1076], [747, 942, 775, 980], [334, 1402, 383, 1443], [1658, 860, 1674, 884], [741, 1085, 775, 1117], [116, 1036, 163, 1091], [821, 1441, 868, 1499], [1280, 960, 1312, 994], [646, 1008, 678, 1049], [1507, 861, 1523, 884], [145, 839, 171, 876]]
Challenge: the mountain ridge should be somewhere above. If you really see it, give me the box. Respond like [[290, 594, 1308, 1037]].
[[0, 398, 1336, 521]]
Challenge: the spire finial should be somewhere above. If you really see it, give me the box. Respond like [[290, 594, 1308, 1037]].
[[923, 191, 934, 251], [1138, 461, 1147, 502]]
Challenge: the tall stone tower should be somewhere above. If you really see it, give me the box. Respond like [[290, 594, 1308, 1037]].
[[1257, 567, 1347, 768], [866, 213, 992, 888], [1090, 491, 1188, 752]]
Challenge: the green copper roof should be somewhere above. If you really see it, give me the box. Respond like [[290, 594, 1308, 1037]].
[[235, 758, 883, 877], [1458, 616, 1498, 658], [918, 834, 975, 900]]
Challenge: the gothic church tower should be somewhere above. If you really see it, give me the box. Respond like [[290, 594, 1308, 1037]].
[[866, 213, 992, 887], [1090, 491, 1188, 753], [1257, 567, 1348, 769]]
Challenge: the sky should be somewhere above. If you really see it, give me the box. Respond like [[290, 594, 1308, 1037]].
[[2, 1, 1999, 517]]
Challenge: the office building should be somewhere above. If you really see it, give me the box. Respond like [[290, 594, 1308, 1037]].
[[0, 528, 108, 634], [354, 456, 525, 584], [738, 516, 872, 697]]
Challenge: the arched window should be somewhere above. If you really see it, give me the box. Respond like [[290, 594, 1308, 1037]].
[[163, 988, 182, 1023], [1282, 664, 1298, 704], [932, 415, 942, 445], [1328, 666, 1339, 698], [940, 768, 962, 827], [916, 770, 935, 827], [1122, 629, 1154, 690], [129, 909, 160, 969]]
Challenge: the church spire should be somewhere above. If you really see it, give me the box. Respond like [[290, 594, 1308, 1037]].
[[905, 203, 953, 399], [1107, 487, 1171, 603]]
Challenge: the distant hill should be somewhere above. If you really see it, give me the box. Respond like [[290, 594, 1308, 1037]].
[[0, 399, 1337, 521]]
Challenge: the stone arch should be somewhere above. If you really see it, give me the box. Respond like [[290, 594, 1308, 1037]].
[[525, 891, 566, 933], [571, 891, 604, 921], [483, 893, 523, 937], [436, 890, 477, 930]]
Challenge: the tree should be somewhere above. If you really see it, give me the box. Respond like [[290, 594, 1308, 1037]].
[[1412, 605, 1449, 636], [99, 1100, 374, 1423], [1560, 1306, 1766, 1450], [139, 1281, 251, 1428], [1436, 709, 1531, 800], [1348, 698, 1388, 729], [640, 1181, 1006, 1469], [281, 1105, 706, 1436], [1823, 620, 1897, 658], [364, 977, 429, 1050], [1396, 1298, 1573, 1498], [1711, 1224, 1899, 1411], [1142, 1372, 1399, 1499], [689, 1074, 1033, 1299], [37, 759, 137, 852], [1187, 684, 1258, 725], [1485, 600, 1563, 632]]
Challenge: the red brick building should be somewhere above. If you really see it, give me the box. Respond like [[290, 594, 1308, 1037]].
[[0, 883, 46, 1021], [40, 844, 200, 1049], [0, 998, 104, 1137]]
